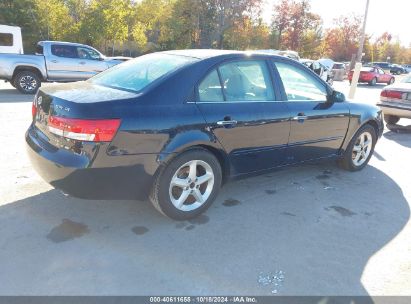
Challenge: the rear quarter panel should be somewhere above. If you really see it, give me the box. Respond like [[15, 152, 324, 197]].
[[341, 102, 383, 153], [107, 60, 227, 165]]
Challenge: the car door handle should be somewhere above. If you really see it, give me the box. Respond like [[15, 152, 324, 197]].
[[292, 113, 308, 121], [51, 60, 58, 63], [217, 120, 237, 126], [79, 62, 86, 65]]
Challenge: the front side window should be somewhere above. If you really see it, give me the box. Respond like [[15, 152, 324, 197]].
[[218, 60, 274, 101], [77, 47, 101, 60], [275, 61, 327, 102], [198, 69, 224, 102], [91, 53, 198, 92], [51, 45, 78, 58], [0, 33, 13, 46]]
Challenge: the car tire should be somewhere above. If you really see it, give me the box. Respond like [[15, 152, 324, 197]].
[[14, 71, 41, 94], [149, 148, 222, 220], [384, 114, 400, 125], [369, 78, 377, 86], [337, 124, 376, 172], [388, 78, 395, 85]]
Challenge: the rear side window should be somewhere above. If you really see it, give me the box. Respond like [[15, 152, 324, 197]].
[[0, 33, 13, 46], [91, 53, 198, 92], [333, 64, 344, 69], [198, 60, 275, 102], [198, 70, 224, 102], [51, 45, 78, 58], [219, 61, 274, 101], [275, 61, 327, 102]]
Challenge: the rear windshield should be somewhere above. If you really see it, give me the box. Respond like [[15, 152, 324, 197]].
[[361, 67, 374, 72], [90, 53, 198, 92], [36, 43, 43, 55]]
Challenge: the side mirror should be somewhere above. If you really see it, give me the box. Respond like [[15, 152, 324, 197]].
[[329, 90, 346, 103]]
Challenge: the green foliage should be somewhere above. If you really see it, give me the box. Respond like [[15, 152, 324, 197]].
[[34, 0, 73, 41]]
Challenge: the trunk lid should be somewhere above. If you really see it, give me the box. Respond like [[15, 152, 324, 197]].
[[32, 82, 138, 147]]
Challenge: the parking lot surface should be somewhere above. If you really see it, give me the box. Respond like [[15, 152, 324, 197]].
[[0, 80, 410, 295]]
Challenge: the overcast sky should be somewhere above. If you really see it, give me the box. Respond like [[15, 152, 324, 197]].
[[263, 0, 411, 46]]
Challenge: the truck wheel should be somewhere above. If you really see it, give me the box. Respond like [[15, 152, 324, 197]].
[[384, 115, 400, 125], [149, 148, 222, 220], [14, 71, 41, 94]]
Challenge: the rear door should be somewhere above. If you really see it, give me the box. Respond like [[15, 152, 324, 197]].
[[377, 68, 390, 82], [196, 59, 291, 175], [272, 59, 350, 163], [46, 44, 83, 81]]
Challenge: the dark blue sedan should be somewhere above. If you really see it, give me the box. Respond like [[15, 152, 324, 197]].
[[26, 50, 383, 220]]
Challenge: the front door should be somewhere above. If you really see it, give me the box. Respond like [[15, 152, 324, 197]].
[[273, 60, 350, 163], [76, 46, 109, 79], [376, 68, 390, 83], [196, 59, 291, 175]]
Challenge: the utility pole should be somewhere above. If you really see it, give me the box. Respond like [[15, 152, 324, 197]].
[[349, 0, 371, 99], [357, 0, 370, 62]]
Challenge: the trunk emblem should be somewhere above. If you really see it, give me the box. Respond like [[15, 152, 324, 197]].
[[55, 104, 71, 112]]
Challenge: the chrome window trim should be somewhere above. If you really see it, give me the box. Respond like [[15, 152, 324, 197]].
[[192, 99, 326, 104]]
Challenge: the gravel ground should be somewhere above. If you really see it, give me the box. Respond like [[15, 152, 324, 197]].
[[0, 79, 410, 296]]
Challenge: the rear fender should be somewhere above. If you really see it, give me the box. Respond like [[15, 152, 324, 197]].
[[341, 105, 383, 154], [156, 129, 230, 183], [158, 129, 225, 163]]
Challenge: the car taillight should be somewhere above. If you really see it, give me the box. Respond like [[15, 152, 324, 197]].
[[381, 90, 403, 100], [32, 102, 37, 118], [48, 116, 121, 142]]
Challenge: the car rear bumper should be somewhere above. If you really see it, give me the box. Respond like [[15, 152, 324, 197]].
[[348, 76, 373, 83], [26, 125, 158, 200], [377, 102, 411, 119]]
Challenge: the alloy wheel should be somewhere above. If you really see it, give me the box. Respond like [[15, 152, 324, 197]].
[[352, 131, 373, 167], [19, 75, 37, 92], [168, 160, 214, 212]]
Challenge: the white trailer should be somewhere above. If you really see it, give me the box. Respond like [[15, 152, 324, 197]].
[[0, 25, 23, 54]]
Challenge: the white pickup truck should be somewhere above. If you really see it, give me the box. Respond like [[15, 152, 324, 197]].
[[0, 40, 130, 94]]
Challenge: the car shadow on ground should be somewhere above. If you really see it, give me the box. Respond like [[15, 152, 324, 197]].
[[356, 84, 387, 90], [0, 88, 34, 103], [0, 163, 408, 299], [383, 125, 411, 148]]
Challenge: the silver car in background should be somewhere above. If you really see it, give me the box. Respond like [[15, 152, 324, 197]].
[[0, 41, 130, 94], [378, 74, 411, 127]]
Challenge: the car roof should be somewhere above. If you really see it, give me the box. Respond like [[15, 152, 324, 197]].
[[162, 49, 285, 60], [38, 41, 98, 49]]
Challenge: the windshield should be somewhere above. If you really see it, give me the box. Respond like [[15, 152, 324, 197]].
[[90, 53, 198, 92]]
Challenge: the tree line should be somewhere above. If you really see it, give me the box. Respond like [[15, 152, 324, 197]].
[[1, 0, 411, 63]]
